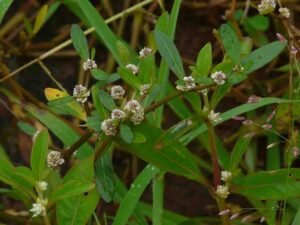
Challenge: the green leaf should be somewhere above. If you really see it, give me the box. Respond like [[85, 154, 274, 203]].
[[155, 30, 185, 78], [17, 121, 37, 136], [242, 41, 286, 74], [91, 69, 108, 81], [57, 189, 100, 225], [247, 15, 269, 31], [113, 165, 159, 225], [117, 67, 141, 90], [292, 207, 300, 225], [116, 41, 130, 65], [63, 157, 94, 182], [120, 124, 134, 144], [180, 98, 300, 145], [95, 150, 115, 203], [234, 169, 300, 200], [117, 122, 204, 183], [229, 135, 252, 171], [32, 5, 48, 36], [91, 86, 108, 120], [194, 42, 212, 77], [138, 54, 156, 84], [50, 181, 95, 201], [30, 129, 49, 180], [0, 0, 13, 24], [219, 24, 241, 64], [98, 89, 116, 111], [74, 0, 127, 65], [71, 24, 89, 60]]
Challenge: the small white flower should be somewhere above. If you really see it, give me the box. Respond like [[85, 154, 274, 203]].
[[126, 64, 139, 74], [218, 209, 231, 216], [124, 100, 145, 125], [37, 181, 48, 191], [29, 198, 47, 217], [279, 7, 290, 18], [139, 47, 152, 58], [291, 45, 298, 55], [176, 76, 196, 91], [130, 107, 144, 125], [216, 185, 230, 199], [221, 171, 232, 182], [233, 65, 244, 73], [208, 110, 221, 123], [47, 151, 65, 170], [110, 85, 125, 99], [83, 58, 97, 71], [101, 119, 118, 136], [258, 0, 276, 14], [247, 95, 261, 103], [111, 109, 127, 120], [73, 84, 90, 104], [211, 71, 227, 85], [139, 84, 151, 96]]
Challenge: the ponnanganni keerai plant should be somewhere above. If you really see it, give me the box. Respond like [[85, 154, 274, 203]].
[[1, 0, 300, 224]]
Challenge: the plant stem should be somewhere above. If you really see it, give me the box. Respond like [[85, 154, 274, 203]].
[[207, 122, 221, 188], [94, 138, 111, 161], [0, 0, 154, 83], [145, 84, 214, 113]]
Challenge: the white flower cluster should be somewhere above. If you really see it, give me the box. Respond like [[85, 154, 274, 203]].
[[221, 170, 232, 182], [257, 0, 276, 14], [208, 110, 222, 123], [101, 118, 118, 136], [37, 181, 48, 191], [139, 47, 152, 58], [279, 7, 290, 18], [47, 151, 65, 170], [126, 64, 139, 74], [124, 100, 144, 125], [83, 58, 97, 71], [73, 84, 90, 104], [29, 198, 47, 217], [176, 76, 196, 92], [216, 185, 230, 199], [111, 109, 127, 120], [110, 85, 126, 100], [211, 71, 226, 85], [139, 84, 151, 96]]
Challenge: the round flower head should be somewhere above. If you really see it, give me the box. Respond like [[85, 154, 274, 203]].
[[83, 58, 97, 71], [139, 84, 151, 96], [73, 84, 90, 104], [29, 198, 47, 217], [216, 185, 230, 199], [111, 85, 125, 100], [257, 0, 276, 15], [221, 171, 232, 182], [101, 119, 118, 136], [130, 107, 144, 125], [279, 7, 290, 18], [47, 151, 65, 170], [37, 181, 48, 191], [211, 71, 226, 85], [208, 110, 221, 123], [111, 109, 127, 120], [126, 64, 139, 74], [176, 76, 196, 91], [124, 100, 142, 114], [139, 47, 152, 58]]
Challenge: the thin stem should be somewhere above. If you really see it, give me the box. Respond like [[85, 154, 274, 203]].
[[207, 122, 221, 188], [0, 0, 154, 83], [94, 138, 111, 161], [145, 84, 214, 113]]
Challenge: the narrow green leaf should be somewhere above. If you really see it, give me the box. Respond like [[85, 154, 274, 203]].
[[30, 129, 49, 180], [113, 165, 159, 225], [116, 41, 130, 65], [138, 54, 156, 84], [0, 0, 13, 24], [152, 172, 165, 225], [98, 89, 116, 111], [242, 41, 286, 74], [120, 124, 133, 144], [118, 67, 141, 90], [194, 43, 212, 77], [50, 181, 95, 201], [91, 86, 108, 120], [155, 30, 185, 78], [71, 24, 89, 60], [229, 136, 252, 171], [91, 68, 108, 81], [219, 24, 241, 64], [32, 5, 48, 36], [17, 121, 37, 136]]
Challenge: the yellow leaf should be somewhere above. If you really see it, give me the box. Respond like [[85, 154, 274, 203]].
[[44, 88, 87, 121], [32, 4, 48, 36]]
